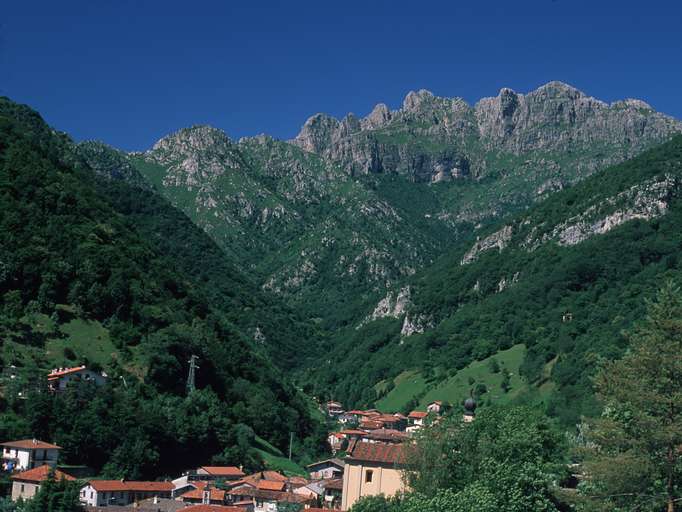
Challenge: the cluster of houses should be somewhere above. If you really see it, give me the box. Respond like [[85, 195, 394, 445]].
[[324, 400, 451, 454], [1, 438, 348, 511], [1, 432, 414, 512], [1, 367, 477, 511]]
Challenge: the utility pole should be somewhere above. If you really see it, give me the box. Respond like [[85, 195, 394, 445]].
[[288, 432, 294, 460], [186, 355, 199, 395]]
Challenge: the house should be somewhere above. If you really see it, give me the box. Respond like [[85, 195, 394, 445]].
[[341, 443, 406, 510], [321, 478, 343, 510], [326, 401, 344, 416], [195, 466, 246, 481], [327, 432, 346, 453], [10, 465, 75, 501], [172, 466, 246, 496], [372, 415, 406, 431], [1, 439, 61, 471], [178, 482, 228, 505], [406, 411, 428, 433], [79, 480, 173, 507], [293, 480, 325, 501], [358, 420, 382, 431], [47, 365, 107, 392], [426, 401, 444, 415], [307, 458, 344, 480], [237, 470, 289, 488]]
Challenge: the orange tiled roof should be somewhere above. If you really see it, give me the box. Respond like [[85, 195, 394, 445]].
[[408, 411, 428, 419], [200, 466, 245, 477], [257, 480, 285, 491], [180, 487, 226, 501], [88, 480, 174, 492], [47, 366, 87, 380], [10, 465, 74, 483], [1, 439, 61, 450], [348, 442, 405, 465]]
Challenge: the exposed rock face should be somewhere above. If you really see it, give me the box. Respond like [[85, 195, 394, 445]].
[[359, 286, 412, 327], [400, 313, 433, 337], [524, 175, 677, 249], [292, 81, 681, 186], [461, 225, 513, 264]]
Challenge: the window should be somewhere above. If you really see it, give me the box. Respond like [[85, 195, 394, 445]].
[[365, 470, 373, 483], [20, 484, 24, 493]]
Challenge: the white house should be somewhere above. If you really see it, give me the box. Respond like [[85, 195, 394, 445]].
[[306, 458, 344, 480], [79, 480, 174, 507], [1, 439, 61, 471], [10, 465, 75, 501], [427, 400, 444, 415], [47, 366, 107, 392]]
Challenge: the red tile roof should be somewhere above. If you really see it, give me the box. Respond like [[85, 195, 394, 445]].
[[1, 439, 61, 450], [257, 480, 285, 491], [88, 480, 174, 492], [348, 442, 406, 465], [10, 465, 74, 483], [200, 466, 245, 477], [239, 470, 288, 487], [408, 411, 428, 419], [47, 366, 87, 380], [179, 487, 226, 501]]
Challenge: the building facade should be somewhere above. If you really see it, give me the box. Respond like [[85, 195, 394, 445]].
[[10, 465, 74, 501], [341, 443, 406, 510], [79, 480, 174, 507], [1, 439, 61, 471]]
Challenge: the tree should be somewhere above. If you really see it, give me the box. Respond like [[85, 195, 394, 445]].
[[349, 495, 396, 512], [403, 406, 566, 511], [580, 282, 682, 512], [23, 471, 84, 512]]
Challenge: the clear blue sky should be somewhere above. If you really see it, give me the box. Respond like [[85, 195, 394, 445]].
[[2, 0, 680, 151]]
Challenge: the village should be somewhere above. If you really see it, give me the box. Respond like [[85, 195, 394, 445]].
[[0, 366, 477, 512]]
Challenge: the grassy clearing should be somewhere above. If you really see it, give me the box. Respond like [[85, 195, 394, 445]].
[[45, 318, 117, 368], [253, 436, 308, 476], [419, 344, 527, 407], [375, 370, 427, 412], [375, 344, 549, 413]]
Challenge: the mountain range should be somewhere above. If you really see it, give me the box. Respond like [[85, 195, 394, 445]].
[[2, 80, 682, 436]]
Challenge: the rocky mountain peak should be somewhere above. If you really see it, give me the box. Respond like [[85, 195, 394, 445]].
[[293, 113, 341, 153], [151, 125, 232, 154], [402, 89, 436, 112], [362, 103, 392, 130]]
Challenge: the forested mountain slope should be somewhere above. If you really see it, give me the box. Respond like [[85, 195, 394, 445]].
[[312, 135, 682, 424], [121, 82, 680, 332], [0, 97, 323, 476]]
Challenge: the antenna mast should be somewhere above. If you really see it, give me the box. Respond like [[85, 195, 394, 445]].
[[186, 355, 199, 395]]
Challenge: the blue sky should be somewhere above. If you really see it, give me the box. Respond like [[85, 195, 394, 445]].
[[2, 0, 680, 150]]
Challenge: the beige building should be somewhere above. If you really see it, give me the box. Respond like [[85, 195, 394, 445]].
[[341, 442, 406, 510], [10, 465, 75, 501]]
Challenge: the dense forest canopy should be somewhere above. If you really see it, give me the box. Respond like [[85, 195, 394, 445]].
[[0, 97, 326, 477]]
